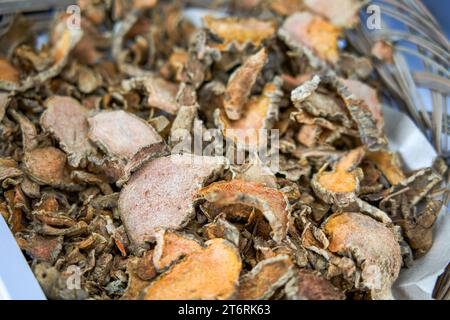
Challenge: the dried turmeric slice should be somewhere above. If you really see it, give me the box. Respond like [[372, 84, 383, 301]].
[[285, 269, 345, 300], [216, 80, 281, 150], [203, 16, 276, 51], [197, 179, 291, 242], [236, 255, 295, 299], [312, 147, 365, 206], [279, 12, 340, 64], [366, 150, 406, 185], [223, 48, 268, 120], [142, 239, 241, 300], [153, 229, 202, 271], [0, 59, 20, 90], [23, 147, 77, 189], [119, 154, 226, 245], [323, 212, 401, 300], [41, 96, 95, 167], [304, 0, 362, 28]]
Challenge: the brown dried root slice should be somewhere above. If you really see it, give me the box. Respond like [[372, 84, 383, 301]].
[[340, 78, 384, 130], [88, 110, 167, 184], [398, 199, 442, 258], [16, 233, 63, 264], [119, 154, 226, 245], [234, 155, 277, 188], [333, 77, 387, 150], [279, 12, 340, 65], [269, 0, 306, 16], [366, 150, 406, 185], [17, 16, 83, 92], [202, 215, 240, 247], [0, 58, 20, 90], [236, 255, 295, 300], [203, 16, 276, 51], [122, 76, 179, 114], [197, 179, 291, 243], [0, 158, 23, 182], [381, 167, 442, 209], [312, 147, 365, 207], [304, 0, 363, 28], [23, 147, 79, 190], [41, 96, 95, 167], [142, 239, 242, 300], [223, 48, 268, 120], [323, 212, 402, 300], [216, 80, 282, 151], [8, 109, 39, 152], [291, 77, 352, 128], [285, 269, 345, 300], [153, 229, 202, 271], [122, 254, 156, 300]]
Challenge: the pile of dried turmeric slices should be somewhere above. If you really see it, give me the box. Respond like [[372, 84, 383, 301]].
[[0, 0, 447, 300]]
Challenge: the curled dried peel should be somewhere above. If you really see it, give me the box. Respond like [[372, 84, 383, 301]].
[[236, 255, 295, 300], [216, 81, 281, 150], [223, 48, 268, 120], [312, 147, 364, 207], [41, 96, 95, 167], [367, 150, 406, 185], [334, 77, 387, 150], [203, 16, 276, 51], [142, 239, 241, 300], [279, 12, 340, 64], [340, 78, 384, 130], [197, 179, 291, 242], [285, 269, 345, 300], [119, 154, 226, 245], [153, 229, 202, 271], [122, 76, 179, 114], [324, 212, 401, 300]]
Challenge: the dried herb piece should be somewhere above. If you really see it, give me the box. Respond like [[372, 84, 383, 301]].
[[304, 0, 362, 28], [204, 16, 276, 51], [88, 110, 167, 184], [236, 255, 295, 300], [324, 212, 402, 299], [197, 179, 291, 243], [223, 48, 268, 120], [217, 80, 282, 150], [153, 229, 202, 271], [285, 269, 345, 300], [142, 239, 241, 300], [279, 12, 340, 65], [367, 150, 406, 185], [312, 147, 364, 207], [119, 154, 225, 245], [41, 96, 95, 167], [23, 147, 77, 189]]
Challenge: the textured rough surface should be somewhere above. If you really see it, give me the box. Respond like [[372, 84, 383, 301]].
[[285, 269, 345, 300], [88, 110, 163, 161], [198, 179, 291, 243], [223, 48, 268, 120], [236, 255, 295, 299], [324, 212, 402, 299], [142, 239, 242, 300], [41, 96, 95, 167], [119, 154, 226, 245], [279, 12, 340, 64]]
